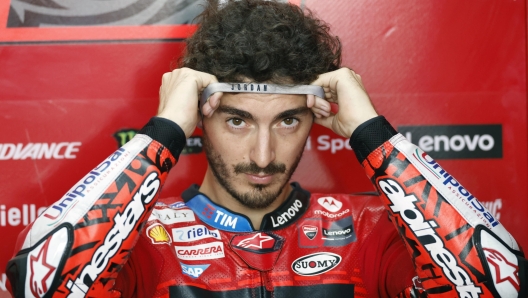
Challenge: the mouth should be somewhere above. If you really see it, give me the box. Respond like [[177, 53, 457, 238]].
[[244, 173, 274, 184]]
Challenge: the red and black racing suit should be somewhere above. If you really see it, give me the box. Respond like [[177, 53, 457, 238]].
[[6, 116, 527, 297]]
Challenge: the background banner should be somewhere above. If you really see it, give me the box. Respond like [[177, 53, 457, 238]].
[[0, 0, 526, 296]]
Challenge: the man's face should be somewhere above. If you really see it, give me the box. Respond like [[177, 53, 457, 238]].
[[202, 92, 313, 210]]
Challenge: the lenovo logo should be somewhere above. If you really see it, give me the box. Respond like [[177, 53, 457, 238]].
[[398, 124, 502, 159]]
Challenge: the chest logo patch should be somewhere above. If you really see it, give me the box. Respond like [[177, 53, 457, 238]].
[[229, 232, 284, 271], [291, 252, 341, 276], [317, 197, 343, 212]]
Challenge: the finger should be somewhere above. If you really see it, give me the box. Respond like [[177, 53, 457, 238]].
[[306, 94, 315, 108], [311, 106, 330, 117], [314, 96, 331, 112], [314, 114, 335, 130]]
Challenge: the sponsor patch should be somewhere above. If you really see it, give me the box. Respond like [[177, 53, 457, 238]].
[[25, 227, 69, 297], [477, 227, 521, 297], [317, 197, 342, 212], [299, 217, 356, 247], [175, 242, 225, 261], [147, 224, 171, 245], [168, 202, 187, 209], [302, 225, 318, 240], [412, 148, 500, 229], [398, 124, 502, 159], [230, 232, 284, 271], [149, 208, 195, 225], [185, 194, 252, 232], [291, 252, 341, 276], [42, 148, 127, 227], [379, 178, 482, 298], [172, 225, 221, 242], [67, 172, 160, 295], [180, 262, 210, 279], [314, 208, 350, 219], [0, 142, 82, 160]]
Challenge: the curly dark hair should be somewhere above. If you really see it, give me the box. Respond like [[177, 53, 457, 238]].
[[177, 0, 341, 84]]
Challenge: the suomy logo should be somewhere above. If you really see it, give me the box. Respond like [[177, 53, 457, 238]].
[[398, 124, 502, 159], [291, 252, 341, 276], [379, 178, 482, 298]]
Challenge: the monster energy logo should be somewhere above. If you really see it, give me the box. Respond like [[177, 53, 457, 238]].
[[113, 129, 202, 155]]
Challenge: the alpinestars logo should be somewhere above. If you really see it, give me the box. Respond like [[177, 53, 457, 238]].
[[29, 237, 56, 297], [235, 233, 274, 250], [317, 197, 342, 212], [484, 248, 520, 292], [379, 178, 482, 298], [67, 172, 160, 296]]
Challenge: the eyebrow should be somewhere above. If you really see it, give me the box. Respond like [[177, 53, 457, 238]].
[[216, 105, 310, 121]]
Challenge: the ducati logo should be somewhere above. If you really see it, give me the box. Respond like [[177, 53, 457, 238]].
[[302, 225, 318, 240], [317, 197, 342, 212]]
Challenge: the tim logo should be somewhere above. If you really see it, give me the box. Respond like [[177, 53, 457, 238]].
[[398, 124, 502, 159]]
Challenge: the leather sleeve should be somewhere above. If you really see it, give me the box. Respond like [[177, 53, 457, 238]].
[[352, 116, 527, 298], [5, 117, 185, 298]]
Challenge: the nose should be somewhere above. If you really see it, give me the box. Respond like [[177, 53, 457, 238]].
[[249, 127, 275, 169]]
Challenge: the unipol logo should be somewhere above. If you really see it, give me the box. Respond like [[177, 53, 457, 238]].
[[317, 197, 342, 212], [291, 252, 341, 276]]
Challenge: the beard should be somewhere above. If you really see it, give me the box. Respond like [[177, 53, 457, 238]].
[[203, 134, 305, 210]]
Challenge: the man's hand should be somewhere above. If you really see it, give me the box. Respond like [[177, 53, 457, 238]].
[[157, 68, 222, 138], [309, 68, 378, 138]]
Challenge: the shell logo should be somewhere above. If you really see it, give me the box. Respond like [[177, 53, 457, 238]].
[[147, 224, 172, 245]]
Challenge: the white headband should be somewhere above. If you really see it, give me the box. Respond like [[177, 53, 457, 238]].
[[200, 83, 325, 107]]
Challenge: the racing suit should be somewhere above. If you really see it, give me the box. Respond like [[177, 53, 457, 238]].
[[6, 116, 527, 297]]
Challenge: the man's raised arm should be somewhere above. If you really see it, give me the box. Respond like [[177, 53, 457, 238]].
[[5, 68, 216, 297], [312, 68, 527, 297]]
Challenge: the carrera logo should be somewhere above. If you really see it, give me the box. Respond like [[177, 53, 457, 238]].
[[175, 242, 225, 260], [291, 252, 341, 276], [379, 178, 482, 297], [317, 197, 342, 212], [399, 124, 502, 159], [172, 225, 221, 242], [303, 225, 318, 240]]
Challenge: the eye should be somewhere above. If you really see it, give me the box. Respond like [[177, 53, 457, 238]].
[[281, 118, 299, 127], [227, 118, 246, 128]]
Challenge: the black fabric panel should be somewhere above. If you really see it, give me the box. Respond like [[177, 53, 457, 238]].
[[138, 117, 187, 160], [169, 284, 355, 298], [349, 116, 398, 164]]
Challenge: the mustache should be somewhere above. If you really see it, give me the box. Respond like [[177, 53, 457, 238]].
[[234, 162, 286, 175]]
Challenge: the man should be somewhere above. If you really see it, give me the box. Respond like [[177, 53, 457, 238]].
[[6, 0, 526, 297]]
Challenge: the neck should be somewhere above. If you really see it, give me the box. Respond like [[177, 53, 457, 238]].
[[199, 167, 292, 229]]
